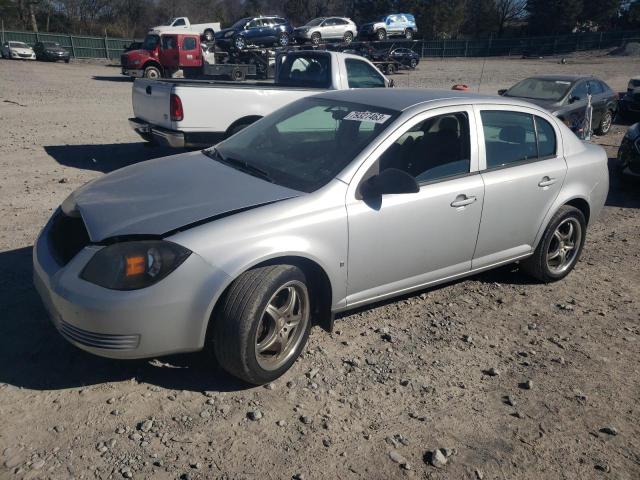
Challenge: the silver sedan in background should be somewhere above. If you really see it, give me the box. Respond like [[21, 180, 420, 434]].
[[293, 17, 358, 45], [34, 89, 609, 385]]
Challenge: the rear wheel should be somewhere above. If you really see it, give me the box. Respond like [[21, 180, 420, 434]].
[[595, 109, 613, 135], [376, 29, 387, 41], [234, 35, 246, 50], [405, 29, 414, 40], [203, 29, 214, 42], [211, 265, 312, 385], [311, 32, 321, 45], [385, 63, 396, 75], [278, 32, 290, 47], [143, 65, 161, 79], [230, 67, 245, 82], [343, 31, 354, 44], [520, 205, 586, 282], [410, 58, 417, 69]]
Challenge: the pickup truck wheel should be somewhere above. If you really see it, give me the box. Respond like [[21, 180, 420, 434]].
[[278, 32, 290, 47], [212, 265, 312, 385], [595, 109, 613, 136], [377, 29, 387, 41], [234, 35, 246, 50], [520, 206, 586, 283], [405, 29, 414, 40], [203, 29, 214, 42], [343, 32, 354, 44], [311, 32, 321, 45], [144, 66, 161, 79]]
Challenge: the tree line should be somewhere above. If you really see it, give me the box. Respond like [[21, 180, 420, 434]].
[[0, 0, 638, 39]]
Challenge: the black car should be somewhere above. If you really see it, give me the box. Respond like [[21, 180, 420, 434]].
[[214, 16, 294, 50], [617, 123, 640, 180], [34, 41, 70, 63], [618, 77, 640, 121], [388, 48, 420, 68], [499, 75, 618, 136]]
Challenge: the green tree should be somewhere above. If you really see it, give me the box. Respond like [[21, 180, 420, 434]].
[[526, 0, 583, 34]]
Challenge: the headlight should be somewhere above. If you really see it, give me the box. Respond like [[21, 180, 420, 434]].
[[80, 241, 191, 290]]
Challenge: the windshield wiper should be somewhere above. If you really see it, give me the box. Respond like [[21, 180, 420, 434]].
[[204, 148, 274, 183]]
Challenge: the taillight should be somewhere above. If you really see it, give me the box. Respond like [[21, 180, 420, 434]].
[[170, 94, 183, 121]]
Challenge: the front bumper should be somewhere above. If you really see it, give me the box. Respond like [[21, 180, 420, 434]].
[[12, 51, 35, 60], [33, 218, 231, 359]]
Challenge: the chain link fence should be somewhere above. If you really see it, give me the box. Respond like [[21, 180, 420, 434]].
[[1, 27, 639, 61]]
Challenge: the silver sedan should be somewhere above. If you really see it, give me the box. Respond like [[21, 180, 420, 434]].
[[34, 89, 609, 384]]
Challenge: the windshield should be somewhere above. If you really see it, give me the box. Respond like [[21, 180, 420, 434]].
[[206, 98, 399, 193], [305, 18, 324, 26], [142, 34, 160, 50], [9, 42, 28, 48], [506, 78, 572, 101], [232, 17, 251, 29]]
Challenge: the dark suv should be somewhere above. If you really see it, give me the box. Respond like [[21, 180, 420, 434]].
[[215, 16, 294, 50], [34, 41, 70, 63]]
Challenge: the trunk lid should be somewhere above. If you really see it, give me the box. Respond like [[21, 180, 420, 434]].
[[132, 79, 175, 129]]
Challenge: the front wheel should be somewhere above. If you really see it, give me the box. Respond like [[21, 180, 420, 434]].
[[203, 29, 214, 42], [143, 65, 161, 79], [376, 29, 387, 41], [410, 58, 418, 69], [405, 29, 414, 40], [310, 32, 321, 45], [234, 35, 246, 50], [343, 31, 354, 44], [211, 265, 312, 385], [595, 109, 613, 135], [385, 63, 396, 75], [278, 32, 290, 47], [520, 206, 586, 282]]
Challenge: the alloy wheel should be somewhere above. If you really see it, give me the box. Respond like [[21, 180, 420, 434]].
[[279, 33, 290, 47], [546, 218, 582, 275], [255, 281, 310, 371], [235, 36, 245, 50], [600, 111, 612, 134]]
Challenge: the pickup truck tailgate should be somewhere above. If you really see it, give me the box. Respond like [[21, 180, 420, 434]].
[[132, 79, 174, 130]]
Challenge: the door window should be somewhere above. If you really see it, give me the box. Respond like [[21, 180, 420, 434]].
[[346, 59, 386, 88], [589, 81, 603, 94], [161, 36, 177, 50], [247, 19, 260, 29], [481, 110, 559, 168], [173, 18, 186, 27], [570, 82, 589, 101], [378, 112, 471, 183], [182, 37, 197, 50]]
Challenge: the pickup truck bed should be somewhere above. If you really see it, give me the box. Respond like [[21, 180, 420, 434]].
[[129, 51, 391, 148]]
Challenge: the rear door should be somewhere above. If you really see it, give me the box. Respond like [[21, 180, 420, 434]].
[[159, 35, 179, 69], [472, 107, 566, 269], [179, 35, 201, 68]]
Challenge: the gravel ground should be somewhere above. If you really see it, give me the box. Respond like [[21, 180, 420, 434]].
[[0, 53, 639, 480]]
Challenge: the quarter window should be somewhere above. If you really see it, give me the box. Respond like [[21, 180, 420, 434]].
[[535, 116, 557, 158], [378, 112, 471, 183], [346, 59, 385, 88], [570, 82, 589, 101]]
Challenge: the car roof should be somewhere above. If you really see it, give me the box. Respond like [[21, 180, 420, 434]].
[[527, 74, 598, 83], [316, 88, 539, 112]]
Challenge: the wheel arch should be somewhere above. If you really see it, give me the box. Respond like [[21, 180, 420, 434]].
[[533, 195, 592, 250], [225, 115, 263, 136], [204, 254, 335, 345]]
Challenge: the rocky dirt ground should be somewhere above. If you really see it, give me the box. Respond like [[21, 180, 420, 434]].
[[0, 52, 639, 480]]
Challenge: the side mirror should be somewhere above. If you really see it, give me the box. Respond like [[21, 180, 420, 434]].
[[361, 168, 419, 198], [498, 89, 507, 96], [569, 95, 580, 104]]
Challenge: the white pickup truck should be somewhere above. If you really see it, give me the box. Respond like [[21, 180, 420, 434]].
[[129, 50, 392, 148], [152, 17, 221, 42]]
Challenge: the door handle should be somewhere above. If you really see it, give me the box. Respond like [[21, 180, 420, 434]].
[[450, 194, 477, 208], [538, 176, 557, 188]]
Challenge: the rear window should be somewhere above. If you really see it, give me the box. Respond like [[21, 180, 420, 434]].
[[278, 54, 331, 88], [183, 37, 197, 50]]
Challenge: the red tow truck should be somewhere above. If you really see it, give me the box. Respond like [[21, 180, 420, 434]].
[[121, 30, 273, 81]]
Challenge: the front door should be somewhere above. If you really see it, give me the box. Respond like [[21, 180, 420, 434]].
[[346, 107, 484, 306], [159, 35, 178, 69], [179, 35, 201, 68], [472, 107, 567, 269]]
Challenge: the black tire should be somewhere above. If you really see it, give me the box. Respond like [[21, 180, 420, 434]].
[[234, 35, 246, 50], [230, 67, 245, 82], [212, 265, 312, 385], [311, 32, 321, 45], [376, 29, 387, 41], [143, 65, 161, 79], [203, 29, 214, 42], [278, 32, 290, 47], [64, 58, 70, 64], [520, 205, 586, 283], [410, 58, 418, 69], [405, 29, 414, 40], [595, 109, 613, 135], [385, 63, 396, 75], [343, 31, 354, 44]]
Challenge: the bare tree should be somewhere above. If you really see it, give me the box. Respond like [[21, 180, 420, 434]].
[[495, 0, 525, 36]]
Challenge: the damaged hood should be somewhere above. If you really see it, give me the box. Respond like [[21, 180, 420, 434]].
[[65, 151, 303, 242]]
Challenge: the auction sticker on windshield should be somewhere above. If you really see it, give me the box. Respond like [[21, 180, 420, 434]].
[[344, 111, 392, 124]]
